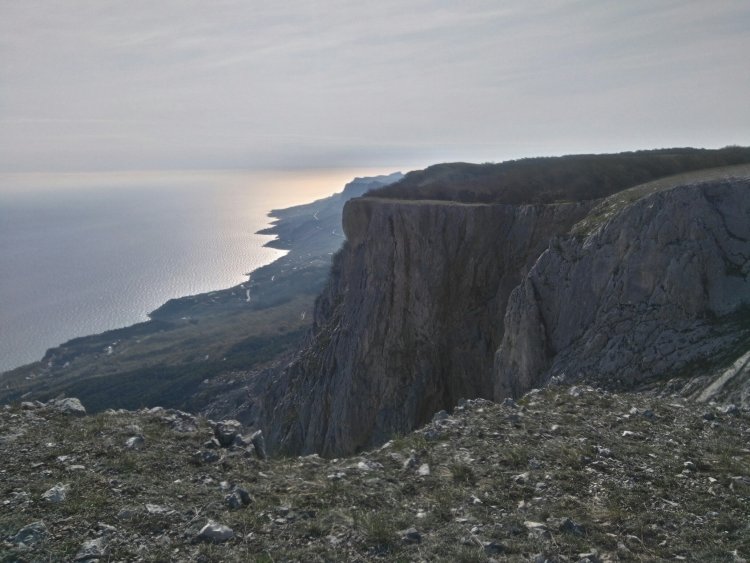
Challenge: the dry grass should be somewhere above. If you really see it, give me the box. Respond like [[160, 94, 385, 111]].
[[2, 386, 749, 561]]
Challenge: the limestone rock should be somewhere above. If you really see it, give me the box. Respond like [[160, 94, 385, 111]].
[[47, 398, 86, 416], [125, 435, 144, 450], [74, 537, 107, 561], [116, 507, 139, 521], [145, 503, 174, 516], [13, 521, 47, 546], [214, 420, 242, 447], [496, 179, 750, 400], [483, 540, 506, 555], [254, 169, 750, 457], [400, 527, 421, 544], [251, 430, 267, 459], [42, 483, 69, 503], [225, 487, 252, 510], [196, 520, 234, 543], [558, 517, 585, 536], [266, 198, 592, 456]]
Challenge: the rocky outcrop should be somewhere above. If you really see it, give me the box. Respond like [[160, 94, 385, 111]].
[[267, 198, 592, 455], [495, 178, 750, 400], [250, 163, 750, 457], [264, 174, 750, 456]]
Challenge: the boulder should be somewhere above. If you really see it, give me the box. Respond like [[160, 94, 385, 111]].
[[47, 398, 86, 416], [214, 420, 242, 447]]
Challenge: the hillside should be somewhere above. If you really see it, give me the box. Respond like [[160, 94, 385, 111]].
[[2, 386, 748, 561], [368, 147, 750, 204]]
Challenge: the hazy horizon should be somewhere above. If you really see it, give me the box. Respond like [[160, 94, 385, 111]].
[[2, 1, 748, 175]]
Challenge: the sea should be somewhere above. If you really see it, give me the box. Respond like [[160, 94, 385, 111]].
[[0, 168, 385, 372]]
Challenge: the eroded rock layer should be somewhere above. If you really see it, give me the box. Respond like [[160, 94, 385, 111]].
[[268, 198, 592, 455], [495, 178, 750, 401], [262, 169, 750, 457]]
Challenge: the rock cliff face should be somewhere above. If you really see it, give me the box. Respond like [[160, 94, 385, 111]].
[[495, 178, 750, 401], [267, 198, 592, 455], [262, 169, 750, 457]]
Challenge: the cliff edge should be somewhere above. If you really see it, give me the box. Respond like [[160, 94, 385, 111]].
[[263, 159, 750, 457]]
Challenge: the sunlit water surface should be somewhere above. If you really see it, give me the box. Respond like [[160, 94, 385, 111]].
[[0, 168, 386, 372]]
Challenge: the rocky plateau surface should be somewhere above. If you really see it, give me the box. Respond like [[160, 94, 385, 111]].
[[2, 388, 749, 562]]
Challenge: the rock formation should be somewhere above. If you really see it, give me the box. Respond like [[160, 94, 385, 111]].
[[268, 198, 593, 455], [496, 177, 750, 401], [265, 168, 750, 456]]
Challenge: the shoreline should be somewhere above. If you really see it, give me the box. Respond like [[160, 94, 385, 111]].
[[0, 171, 402, 410]]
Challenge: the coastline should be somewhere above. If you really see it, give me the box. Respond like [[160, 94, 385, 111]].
[[0, 172, 402, 411]]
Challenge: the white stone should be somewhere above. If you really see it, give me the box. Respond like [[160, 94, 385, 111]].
[[42, 483, 69, 503], [197, 520, 234, 543]]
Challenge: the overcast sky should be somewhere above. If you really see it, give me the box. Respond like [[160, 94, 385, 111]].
[[1, 0, 748, 173]]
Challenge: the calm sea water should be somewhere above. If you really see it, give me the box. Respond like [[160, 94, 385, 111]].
[[0, 169, 382, 372]]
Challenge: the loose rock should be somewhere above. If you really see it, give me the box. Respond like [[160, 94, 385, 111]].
[[214, 420, 242, 447], [13, 521, 47, 546], [42, 483, 69, 503], [74, 537, 107, 561], [196, 520, 234, 543], [125, 435, 145, 450], [251, 430, 267, 460], [400, 527, 421, 544], [47, 398, 86, 416]]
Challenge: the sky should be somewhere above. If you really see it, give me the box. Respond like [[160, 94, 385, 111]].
[[1, 0, 749, 173]]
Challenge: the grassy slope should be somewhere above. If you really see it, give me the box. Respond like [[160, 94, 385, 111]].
[[1, 386, 748, 561]]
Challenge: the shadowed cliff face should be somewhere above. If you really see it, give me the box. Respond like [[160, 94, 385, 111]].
[[267, 198, 592, 456], [261, 165, 750, 458], [495, 178, 750, 401]]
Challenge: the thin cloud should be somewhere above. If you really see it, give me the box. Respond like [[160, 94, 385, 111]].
[[0, 1, 748, 172]]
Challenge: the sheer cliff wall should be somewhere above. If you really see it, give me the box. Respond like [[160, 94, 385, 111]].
[[266, 198, 592, 455], [260, 172, 750, 457]]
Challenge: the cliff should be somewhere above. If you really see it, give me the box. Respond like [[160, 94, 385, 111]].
[[496, 175, 750, 403], [267, 198, 593, 455], [263, 160, 750, 457]]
